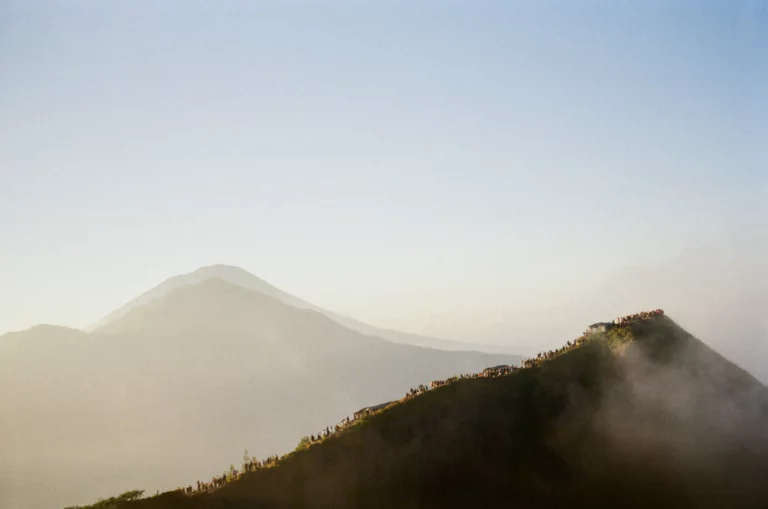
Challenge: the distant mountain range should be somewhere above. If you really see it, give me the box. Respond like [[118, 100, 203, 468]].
[[0, 266, 523, 509]]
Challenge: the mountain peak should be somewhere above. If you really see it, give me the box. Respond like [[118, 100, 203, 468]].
[[87, 265, 284, 332], [89, 265, 514, 354], [192, 264, 258, 278]]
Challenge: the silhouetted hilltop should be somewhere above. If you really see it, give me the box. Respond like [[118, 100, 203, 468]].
[[112, 313, 768, 509]]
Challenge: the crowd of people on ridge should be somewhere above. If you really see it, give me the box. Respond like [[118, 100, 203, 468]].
[[308, 416, 353, 443], [173, 309, 664, 496], [175, 454, 282, 495], [613, 308, 664, 326]]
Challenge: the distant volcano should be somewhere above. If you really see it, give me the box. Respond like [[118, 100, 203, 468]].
[[88, 264, 517, 354]]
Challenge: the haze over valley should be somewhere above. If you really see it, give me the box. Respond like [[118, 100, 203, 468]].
[[0, 267, 522, 509]]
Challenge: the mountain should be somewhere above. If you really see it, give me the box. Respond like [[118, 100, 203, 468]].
[[111, 315, 768, 509], [465, 245, 768, 384], [88, 264, 516, 353], [0, 278, 522, 509]]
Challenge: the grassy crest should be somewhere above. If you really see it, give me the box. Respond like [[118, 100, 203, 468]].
[[68, 314, 768, 509]]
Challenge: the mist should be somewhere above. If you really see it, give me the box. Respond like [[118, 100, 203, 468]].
[[0, 276, 522, 509], [554, 321, 768, 508]]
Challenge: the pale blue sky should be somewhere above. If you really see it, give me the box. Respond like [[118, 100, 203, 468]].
[[1, 1, 766, 340]]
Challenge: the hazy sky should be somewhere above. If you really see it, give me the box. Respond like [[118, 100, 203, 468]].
[[1, 1, 766, 339]]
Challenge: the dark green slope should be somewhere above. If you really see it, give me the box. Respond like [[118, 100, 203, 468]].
[[127, 316, 768, 509]]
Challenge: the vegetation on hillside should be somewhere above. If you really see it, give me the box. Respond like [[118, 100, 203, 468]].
[[63, 490, 144, 509], [69, 311, 768, 509]]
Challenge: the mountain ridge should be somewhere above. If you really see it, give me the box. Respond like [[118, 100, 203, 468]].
[[109, 314, 768, 509], [87, 264, 517, 353]]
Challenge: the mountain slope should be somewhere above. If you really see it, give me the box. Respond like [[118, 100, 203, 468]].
[[0, 278, 521, 509], [125, 315, 768, 509], [88, 264, 513, 352]]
